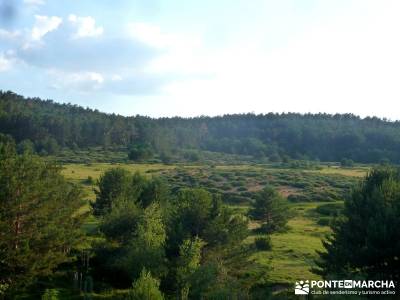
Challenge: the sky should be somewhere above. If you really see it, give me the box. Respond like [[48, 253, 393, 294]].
[[0, 0, 400, 119]]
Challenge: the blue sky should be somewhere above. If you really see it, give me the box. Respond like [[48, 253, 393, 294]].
[[1, 0, 400, 118]]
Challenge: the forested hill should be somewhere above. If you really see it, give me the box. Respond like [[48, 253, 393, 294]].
[[1, 90, 400, 163]]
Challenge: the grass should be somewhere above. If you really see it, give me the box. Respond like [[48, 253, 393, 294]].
[[309, 166, 369, 177], [61, 161, 361, 292], [61, 163, 176, 200], [247, 201, 333, 284]]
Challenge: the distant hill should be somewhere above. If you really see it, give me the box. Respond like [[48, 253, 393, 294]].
[[1, 90, 400, 163]]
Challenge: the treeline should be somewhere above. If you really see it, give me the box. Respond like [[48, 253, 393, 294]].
[[2, 90, 400, 163]]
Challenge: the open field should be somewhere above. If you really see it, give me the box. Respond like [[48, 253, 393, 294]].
[[247, 201, 333, 284], [62, 162, 362, 287]]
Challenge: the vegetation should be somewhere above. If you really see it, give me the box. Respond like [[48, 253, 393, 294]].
[[129, 269, 164, 300], [3, 91, 400, 164], [315, 167, 400, 281], [1, 91, 400, 298], [254, 237, 272, 251], [249, 186, 291, 233], [0, 135, 86, 296]]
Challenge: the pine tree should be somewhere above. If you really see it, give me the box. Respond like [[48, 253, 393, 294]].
[[0, 140, 86, 293], [92, 168, 133, 216], [314, 167, 400, 280], [249, 186, 290, 233]]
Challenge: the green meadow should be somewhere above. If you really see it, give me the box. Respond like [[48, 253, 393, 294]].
[[61, 162, 365, 288]]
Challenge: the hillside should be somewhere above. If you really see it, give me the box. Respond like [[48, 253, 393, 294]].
[[2, 90, 400, 163]]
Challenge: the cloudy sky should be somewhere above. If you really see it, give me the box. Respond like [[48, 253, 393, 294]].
[[0, 0, 400, 118]]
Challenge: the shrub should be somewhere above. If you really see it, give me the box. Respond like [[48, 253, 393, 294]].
[[317, 217, 331, 226], [84, 175, 94, 185], [129, 268, 164, 300], [254, 236, 272, 251], [340, 158, 354, 167], [41, 289, 59, 300], [315, 203, 344, 216]]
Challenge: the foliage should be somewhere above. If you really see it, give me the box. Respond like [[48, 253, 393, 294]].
[[176, 237, 205, 299], [99, 199, 141, 244], [249, 186, 291, 233], [128, 143, 153, 161], [93, 169, 169, 216], [0, 139, 86, 294], [314, 167, 400, 280], [119, 203, 167, 279], [41, 289, 60, 300], [129, 268, 164, 300], [4, 91, 400, 163], [315, 202, 344, 217], [254, 237, 272, 251], [92, 168, 132, 216], [340, 158, 354, 167], [16, 139, 35, 154]]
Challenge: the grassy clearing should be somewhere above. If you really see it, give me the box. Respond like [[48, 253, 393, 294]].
[[308, 166, 369, 177], [247, 202, 333, 284], [61, 163, 176, 200], [62, 161, 357, 289]]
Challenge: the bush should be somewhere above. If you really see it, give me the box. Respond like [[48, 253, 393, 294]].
[[183, 150, 201, 162], [128, 144, 153, 161], [84, 175, 94, 185], [254, 237, 272, 251], [41, 289, 59, 300], [129, 268, 164, 300], [317, 217, 331, 226], [315, 203, 344, 216], [340, 158, 354, 167]]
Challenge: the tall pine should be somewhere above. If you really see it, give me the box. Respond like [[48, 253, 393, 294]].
[[0, 137, 86, 293]]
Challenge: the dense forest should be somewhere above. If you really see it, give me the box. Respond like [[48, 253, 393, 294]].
[[2, 90, 400, 163]]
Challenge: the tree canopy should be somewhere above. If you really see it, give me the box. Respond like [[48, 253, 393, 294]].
[[249, 186, 291, 233], [314, 167, 400, 280], [0, 137, 86, 294], [3, 90, 400, 163]]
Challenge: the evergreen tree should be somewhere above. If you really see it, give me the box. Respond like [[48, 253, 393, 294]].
[[16, 139, 35, 155], [0, 140, 86, 294], [203, 197, 248, 247], [99, 199, 142, 244], [176, 189, 213, 236], [128, 143, 153, 161], [92, 168, 132, 216], [314, 167, 400, 280], [249, 186, 290, 233]]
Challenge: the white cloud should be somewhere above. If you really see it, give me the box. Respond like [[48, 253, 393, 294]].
[[128, 22, 201, 50], [111, 74, 122, 81], [49, 70, 105, 91], [0, 53, 13, 72], [127, 22, 206, 76], [154, 0, 400, 119], [24, 0, 45, 6], [0, 29, 21, 40], [31, 15, 62, 41], [128, 22, 173, 49], [68, 14, 103, 38]]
